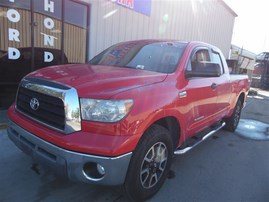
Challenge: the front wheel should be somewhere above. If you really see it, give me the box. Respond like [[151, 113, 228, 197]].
[[124, 125, 173, 201], [224, 99, 243, 132]]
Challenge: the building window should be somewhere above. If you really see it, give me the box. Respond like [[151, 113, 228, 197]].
[[64, 0, 88, 63], [0, 0, 90, 109]]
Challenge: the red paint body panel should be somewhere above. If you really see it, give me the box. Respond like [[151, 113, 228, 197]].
[[28, 64, 167, 99], [8, 40, 249, 156]]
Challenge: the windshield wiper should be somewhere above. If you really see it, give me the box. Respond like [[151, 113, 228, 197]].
[[135, 65, 145, 70]]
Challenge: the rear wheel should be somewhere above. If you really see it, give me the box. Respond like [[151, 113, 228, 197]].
[[224, 99, 243, 132], [124, 125, 173, 201]]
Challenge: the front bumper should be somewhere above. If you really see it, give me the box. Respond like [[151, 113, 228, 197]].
[[7, 120, 132, 185]]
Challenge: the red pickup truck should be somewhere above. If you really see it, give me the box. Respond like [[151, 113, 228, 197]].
[[7, 40, 249, 201]]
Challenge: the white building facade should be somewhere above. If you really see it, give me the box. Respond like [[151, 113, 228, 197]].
[[86, 0, 237, 59]]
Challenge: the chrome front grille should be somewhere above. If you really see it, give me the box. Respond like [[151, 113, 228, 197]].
[[16, 77, 81, 134], [17, 87, 65, 130]]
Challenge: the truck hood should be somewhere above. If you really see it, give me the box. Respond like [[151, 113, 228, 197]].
[[27, 64, 167, 98]]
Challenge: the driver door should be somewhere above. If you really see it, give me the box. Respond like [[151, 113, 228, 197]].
[[184, 47, 219, 136]]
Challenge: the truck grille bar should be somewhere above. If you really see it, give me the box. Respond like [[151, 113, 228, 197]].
[[16, 77, 81, 134]]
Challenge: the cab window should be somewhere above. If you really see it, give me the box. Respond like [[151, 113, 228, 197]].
[[187, 49, 210, 71], [192, 49, 210, 63], [186, 48, 222, 78]]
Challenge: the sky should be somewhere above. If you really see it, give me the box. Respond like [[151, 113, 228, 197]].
[[224, 0, 269, 54]]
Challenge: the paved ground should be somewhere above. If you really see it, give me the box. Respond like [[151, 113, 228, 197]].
[[1, 90, 269, 202]]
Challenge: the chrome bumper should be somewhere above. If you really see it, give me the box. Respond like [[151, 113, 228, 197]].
[[7, 120, 132, 185]]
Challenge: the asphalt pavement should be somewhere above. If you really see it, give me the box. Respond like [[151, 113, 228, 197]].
[[1, 90, 269, 202]]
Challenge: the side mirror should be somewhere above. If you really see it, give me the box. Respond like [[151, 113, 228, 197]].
[[186, 62, 221, 78]]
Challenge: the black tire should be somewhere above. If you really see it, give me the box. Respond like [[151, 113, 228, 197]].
[[124, 125, 173, 201], [224, 99, 243, 132]]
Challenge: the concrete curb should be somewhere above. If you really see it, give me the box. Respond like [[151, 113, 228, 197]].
[[248, 88, 269, 100], [248, 89, 258, 96]]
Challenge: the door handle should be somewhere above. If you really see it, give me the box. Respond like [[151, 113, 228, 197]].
[[211, 83, 217, 89]]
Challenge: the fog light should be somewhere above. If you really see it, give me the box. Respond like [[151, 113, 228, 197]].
[[82, 162, 105, 181], [97, 164, 105, 175]]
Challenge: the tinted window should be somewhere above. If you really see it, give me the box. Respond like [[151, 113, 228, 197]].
[[89, 42, 187, 73], [186, 48, 222, 77], [65, 0, 88, 28], [34, 0, 62, 20], [192, 49, 210, 62], [211, 51, 224, 74], [0, 0, 30, 9], [187, 49, 210, 71]]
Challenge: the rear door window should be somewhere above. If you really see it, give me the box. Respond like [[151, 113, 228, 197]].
[[211, 51, 224, 74]]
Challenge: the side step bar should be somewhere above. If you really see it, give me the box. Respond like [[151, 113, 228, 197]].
[[174, 121, 226, 155]]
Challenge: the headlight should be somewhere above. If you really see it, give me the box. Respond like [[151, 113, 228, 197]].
[[80, 98, 133, 122]]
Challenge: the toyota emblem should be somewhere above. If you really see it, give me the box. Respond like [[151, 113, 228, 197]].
[[30, 98, 40, 111]]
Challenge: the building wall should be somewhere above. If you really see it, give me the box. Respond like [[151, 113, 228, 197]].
[[83, 0, 236, 59]]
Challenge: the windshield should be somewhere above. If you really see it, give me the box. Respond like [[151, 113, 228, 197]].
[[89, 41, 187, 73]]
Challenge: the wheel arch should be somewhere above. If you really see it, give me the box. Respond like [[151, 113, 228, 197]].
[[238, 92, 246, 106], [148, 116, 181, 150]]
